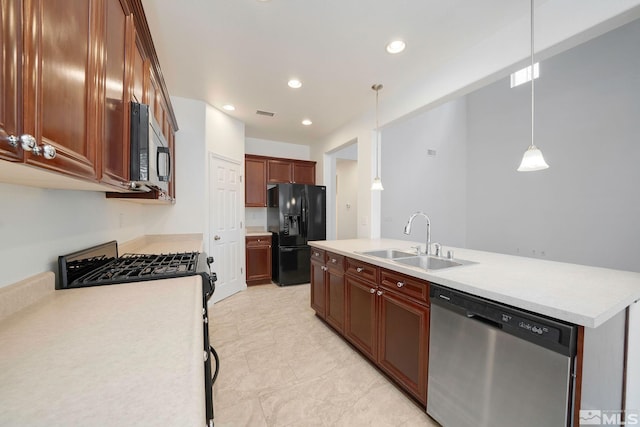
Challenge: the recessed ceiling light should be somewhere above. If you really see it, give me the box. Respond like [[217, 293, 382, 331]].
[[301, 119, 312, 126], [386, 40, 406, 54], [288, 79, 302, 89], [222, 104, 235, 111]]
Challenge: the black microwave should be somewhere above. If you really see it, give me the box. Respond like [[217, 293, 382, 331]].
[[130, 102, 170, 192]]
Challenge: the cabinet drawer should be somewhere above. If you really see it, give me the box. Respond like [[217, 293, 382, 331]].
[[345, 258, 379, 284], [380, 269, 430, 305], [311, 248, 325, 261], [246, 235, 272, 247], [325, 252, 345, 272]]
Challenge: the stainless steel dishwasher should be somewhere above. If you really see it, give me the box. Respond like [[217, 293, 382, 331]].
[[427, 285, 578, 427]]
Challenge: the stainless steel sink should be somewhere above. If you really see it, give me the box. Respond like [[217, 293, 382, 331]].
[[357, 249, 417, 259], [394, 255, 472, 270]]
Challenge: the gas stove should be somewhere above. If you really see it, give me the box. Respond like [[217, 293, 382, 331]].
[[58, 240, 219, 425], [58, 241, 215, 296]]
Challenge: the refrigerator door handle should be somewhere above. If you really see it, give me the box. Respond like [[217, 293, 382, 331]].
[[301, 192, 308, 239]]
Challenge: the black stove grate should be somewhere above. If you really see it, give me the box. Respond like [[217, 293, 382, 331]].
[[70, 252, 200, 287]]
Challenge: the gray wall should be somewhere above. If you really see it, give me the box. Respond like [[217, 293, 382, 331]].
[[466, 18, 640, 272], [380, 18, 640, 273], [381, 97, 467, 248]]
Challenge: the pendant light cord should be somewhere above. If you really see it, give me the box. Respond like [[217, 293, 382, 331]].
[[375, 87, 380, 177], [530, 0, 535, 149]]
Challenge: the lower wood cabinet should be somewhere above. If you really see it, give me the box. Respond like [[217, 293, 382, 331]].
[[245, 235, 272, 285], [312, 253, 430, 405], [310, 250, 346, 333]]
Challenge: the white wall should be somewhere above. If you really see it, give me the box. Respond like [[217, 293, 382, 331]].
[[0, 184, 146, 288], [380, 97, 467, 248], [245, 137, 310, 160], [466, 18, 640, 273], [336, 159, 358, 239], [310, 2, 640, 241], [145, 96, 207, 237]]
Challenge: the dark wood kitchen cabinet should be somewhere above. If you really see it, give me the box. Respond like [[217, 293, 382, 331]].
[[244, 154, 316, 207], [101, 0, 133, 187], [310, 248, 326, 316], [0, 0, 22, 162], [246, 235, 272, 285], [1, 0, 177, 197], [20, 0, 102, 180], [310, 249, 345, 332], [314, 255, 430, 405], [245, 155, 267, 207], [267, 158, 316, 184]]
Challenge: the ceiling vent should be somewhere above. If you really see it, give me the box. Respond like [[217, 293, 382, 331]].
[[256, 110, 276, 117]]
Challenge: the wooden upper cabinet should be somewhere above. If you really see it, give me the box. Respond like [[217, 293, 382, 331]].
[[292, 161, 315, 184], [131, 32, 147, 104], [245, 155, 267, 207], [0, 0, 23, 162], [22, 0, 100, 180], [101, 0, 133, 187], [267, 159, 292, 184]]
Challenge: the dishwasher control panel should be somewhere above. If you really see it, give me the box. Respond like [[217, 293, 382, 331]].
[[430, 285, 577, 357]]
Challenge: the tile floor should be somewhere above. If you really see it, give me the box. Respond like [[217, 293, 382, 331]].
[[210, 283, 440, 427]]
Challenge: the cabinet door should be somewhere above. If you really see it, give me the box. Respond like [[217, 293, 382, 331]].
[[101, 0, 132, 186], [310, 259, 326, 317], [377, 290, 429, 405], [246, 245, 272, 282], [131, 33, 146, 104], [0, 0, 22, 161], [267, 159, 292, 183], [345, 276, 377, 360], [325, 270, 345, 333], [292, 161, 315, 184], [245, 156, 267, 207], [22, 0, 100, 179]]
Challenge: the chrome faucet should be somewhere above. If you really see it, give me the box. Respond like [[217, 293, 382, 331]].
[[403, 211, 431, 255]]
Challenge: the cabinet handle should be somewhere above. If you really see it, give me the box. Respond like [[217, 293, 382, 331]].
[[313, 252, 320, 257], [257, 239, 262, 242], [6, 135, 19, 148], [20, 134, 57, 160], [376, 290, 383, 296], [356, 267, 364, 273], [321, 266, 328, 271], [369, 288, 375, 294], [396, 281, 405, 288], [331, 258, 337, 263]]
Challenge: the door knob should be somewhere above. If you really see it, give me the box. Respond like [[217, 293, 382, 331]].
[[214, 235, 221, 240]]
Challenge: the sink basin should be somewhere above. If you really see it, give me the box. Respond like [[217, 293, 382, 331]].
[[357, 249, 417, 259], [394, 255, 472, 270]]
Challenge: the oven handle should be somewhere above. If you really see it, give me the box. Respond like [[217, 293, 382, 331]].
[[210, 346, 220, 384]]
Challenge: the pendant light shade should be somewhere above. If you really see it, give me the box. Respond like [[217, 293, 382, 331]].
[[517, 145, 549, 171], [371, 177, 384, 191], [371, 83, 384, 191], [518, 0, 549, 172]]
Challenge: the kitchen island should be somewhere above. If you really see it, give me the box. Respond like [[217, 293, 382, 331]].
[[309, 238, 640, 426], [310, 238, 640, 328]]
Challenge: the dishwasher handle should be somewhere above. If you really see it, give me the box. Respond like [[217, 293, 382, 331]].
[[466, 312, 503, 330]]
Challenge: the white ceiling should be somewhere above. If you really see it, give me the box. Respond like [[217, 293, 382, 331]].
[[141, 0, 546, 145]]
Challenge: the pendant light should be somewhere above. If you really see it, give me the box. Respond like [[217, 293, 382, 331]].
[[517, 0, 549, 172], [371, 83, 384, 191]]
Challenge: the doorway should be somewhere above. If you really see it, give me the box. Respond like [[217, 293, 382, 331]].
[[330, 142, 358, 240], [208, 153, 245, 303]]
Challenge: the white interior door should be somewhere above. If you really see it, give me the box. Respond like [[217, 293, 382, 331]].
[[209, 153, 245, 303]]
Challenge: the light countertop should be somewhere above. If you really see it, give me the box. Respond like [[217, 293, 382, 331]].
[[0, 276, 205, 426], [119, 233, 203, 254], [310, 239, 640, 328]]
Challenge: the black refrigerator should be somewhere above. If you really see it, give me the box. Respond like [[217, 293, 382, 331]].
[[267, 184, 326, 286]]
